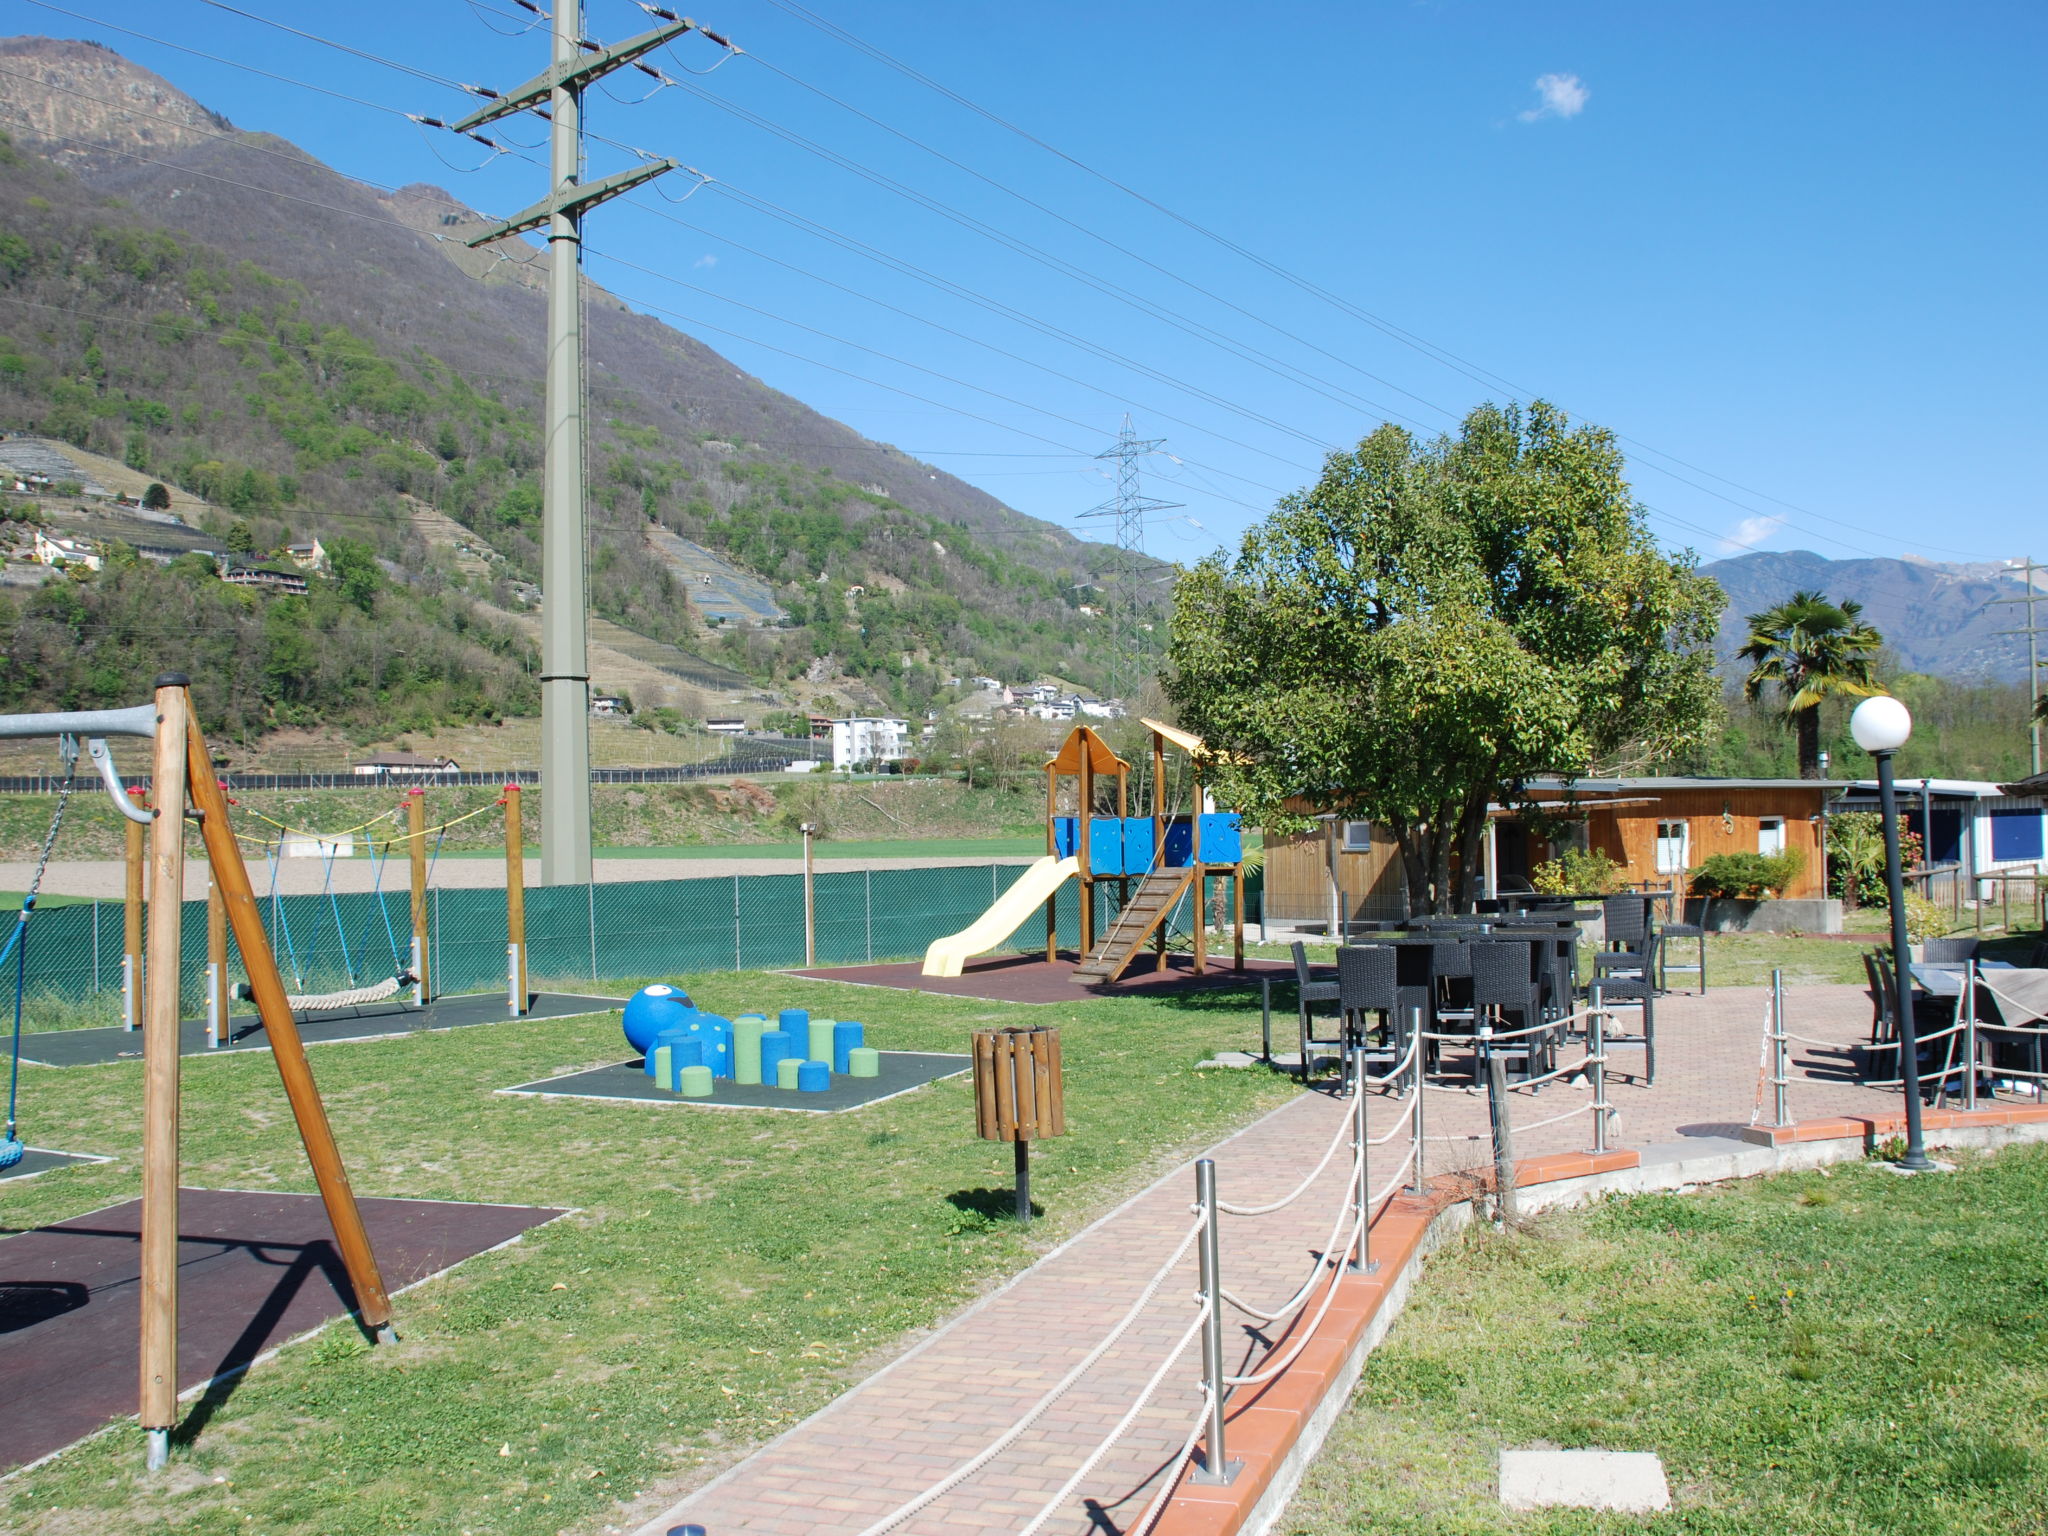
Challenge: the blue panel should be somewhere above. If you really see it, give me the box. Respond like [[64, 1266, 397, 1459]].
[[1088, 816, 1126, 875], [1198, 813, 1243, 864], [1121, 817, 1157, 874], [1991, 808, 2045, 862], [1053, 816, 1079, 858], [1163, 819, 1193, 867]]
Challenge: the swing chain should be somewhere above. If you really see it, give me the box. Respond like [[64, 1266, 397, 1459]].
[[25, 735, 80, 909], [3, 737, 79, 1154]]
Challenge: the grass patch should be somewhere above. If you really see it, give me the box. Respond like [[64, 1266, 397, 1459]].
[[0, 968, 1291, 1535], [1285, 1147, 2048, 1533]]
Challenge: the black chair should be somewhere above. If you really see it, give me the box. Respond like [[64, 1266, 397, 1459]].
[[1591, 970, 1656, 1084], [1654, 882, 1707, 994], [1595, 894, 1659, 990], [1336, 945, 1403, 1089], [1921, 937, 1980, 963], [1292, 941, 1342, 1082], [1470, 941, 1548, 1083]]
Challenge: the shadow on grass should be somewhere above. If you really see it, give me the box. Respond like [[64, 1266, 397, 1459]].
[[946, 1186, 1041, 1224]]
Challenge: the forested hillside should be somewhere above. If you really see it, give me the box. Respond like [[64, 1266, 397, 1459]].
[[0, 35, 1146, 739]]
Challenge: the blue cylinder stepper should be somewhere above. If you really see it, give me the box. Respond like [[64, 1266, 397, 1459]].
[[778, 1008, 808, 1038], [622, 983, 691, 1053], [831, 1020, 864, 1074], [775, 1056, 803, 1090], [847, 1046, 880, 1078], [759, 1028, 796, 1082], [647, 1030, 705, 1080], [796, 1059, 830, 1093]]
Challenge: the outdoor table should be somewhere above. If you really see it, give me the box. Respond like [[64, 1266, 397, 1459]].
[[1910, 959, 2015, 1000]]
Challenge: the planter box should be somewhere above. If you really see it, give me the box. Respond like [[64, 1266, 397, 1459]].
[[1684, 896, 1842, 934]]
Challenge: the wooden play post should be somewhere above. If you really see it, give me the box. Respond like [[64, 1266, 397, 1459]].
[[183, 701, 394, 1340], [406, 790, 430, 1003], [503, 785, 526, 1014], [1152, 728, 1169, 972], [139, 676, 188, 1470], [123, 796, 144, 1031], [1191, 759, 1206, 975], [972, 1025, 1065, 1224], [1077, 748, 1095, 957], [1043, 762, 1057, 963]]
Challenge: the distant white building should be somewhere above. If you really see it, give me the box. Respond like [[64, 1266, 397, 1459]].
[[967, 675, 1002, 691], [31, 529, 100, 571], [830, 716, 910, 769], [1077, 698, 1126, 720], [352, 752, 460, 777], [705, 718, 748, 736], [285, 537, 327, 572], [590, 695, 628, 717]]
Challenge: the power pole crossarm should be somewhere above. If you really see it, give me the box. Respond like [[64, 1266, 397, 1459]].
[[465, 158, 680, 248], [450, 19, 697, 132]]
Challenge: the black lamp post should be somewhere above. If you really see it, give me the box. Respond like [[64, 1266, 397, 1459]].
[[1851, 695, 1935, 1171]]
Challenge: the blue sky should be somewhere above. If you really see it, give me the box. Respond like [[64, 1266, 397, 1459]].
[[11, 0, 2044, 568]]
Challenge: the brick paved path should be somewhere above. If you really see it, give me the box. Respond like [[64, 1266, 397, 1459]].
[[632, 984, 1928, 1536]]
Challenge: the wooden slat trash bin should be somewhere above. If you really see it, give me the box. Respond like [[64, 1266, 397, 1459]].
[[973, 1025, 1065, 1224]]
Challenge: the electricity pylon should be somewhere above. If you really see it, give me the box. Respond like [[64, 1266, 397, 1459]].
[[1078, 416, 1179, 705], [448, 2, 716, 884]]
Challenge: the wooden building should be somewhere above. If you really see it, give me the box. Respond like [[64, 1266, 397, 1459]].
[[1261, 777, 1838, 924]]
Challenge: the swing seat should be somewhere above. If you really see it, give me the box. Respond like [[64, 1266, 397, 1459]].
[[0, 1135, 23, 1170], [234, 973, 417, 1013]]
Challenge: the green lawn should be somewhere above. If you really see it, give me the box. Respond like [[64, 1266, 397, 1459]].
[[1284, 1145, 2048, 1534], [0, 969, 1291, 1536]]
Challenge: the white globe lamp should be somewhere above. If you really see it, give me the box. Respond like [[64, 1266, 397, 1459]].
[[1849, 695, 1912, 754]]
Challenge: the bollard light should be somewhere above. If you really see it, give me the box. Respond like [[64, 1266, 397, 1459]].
[[1850, 696, 1935, 1171]]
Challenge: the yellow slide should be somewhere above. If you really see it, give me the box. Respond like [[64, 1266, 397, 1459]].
[[921, 855, 1080, 977]]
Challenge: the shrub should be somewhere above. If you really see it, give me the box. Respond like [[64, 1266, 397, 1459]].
[[1690, 848, 1807, 900], [1827, 811, 1924, 907], [1530, 848, 1625, 896]]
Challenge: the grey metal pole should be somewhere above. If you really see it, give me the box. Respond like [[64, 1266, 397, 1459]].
[[1409, 1006, 1427, 1196], [1877, 750, 1936, 1169], [1192, 1159, 1240, 1485], [1259, 975, 1272, 1066], [1963, 959, 1978, 1112], [1348, 1067, 1375, 1274], [1481, 1020, 1519, 1223], [1771, 969, 1790, 1128], [1590, 983, 1609, 1154], [538, 0, 594, 886]]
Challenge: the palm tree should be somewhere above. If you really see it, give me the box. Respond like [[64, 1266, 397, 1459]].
[[1738, 590, 1884, 778]]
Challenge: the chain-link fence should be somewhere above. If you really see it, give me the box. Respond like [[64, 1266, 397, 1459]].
[[16, 862, 1209, 1028]]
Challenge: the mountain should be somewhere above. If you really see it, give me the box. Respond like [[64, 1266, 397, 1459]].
[[1698, 550, 2041, 683], [0, 35, 1141, 732]]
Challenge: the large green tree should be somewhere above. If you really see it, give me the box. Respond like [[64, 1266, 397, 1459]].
[[1164, 401, 1723, 912], [1737, 589, 1882, 779]]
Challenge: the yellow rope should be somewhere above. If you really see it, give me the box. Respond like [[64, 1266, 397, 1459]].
[[227, 793, 506, 849]]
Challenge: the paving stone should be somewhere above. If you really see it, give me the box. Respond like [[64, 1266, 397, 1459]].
[[1499, 1448, 1672, 1512]]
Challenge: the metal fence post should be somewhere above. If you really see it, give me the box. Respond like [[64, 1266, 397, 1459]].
[[732, 874, 742, 972], [1771, 968, 1790, 1128], [1192, 1159, 1241, 1486], [866, 869, 874, 964], [586, 881, 598, 982], [1409, 1006, 1427, 1196], [1480, 1020, 1519, 1225], [1590, 984, 1609, 1155], [1963, 958, 1978, 1111], [1348, 1062, 1375, 1274]]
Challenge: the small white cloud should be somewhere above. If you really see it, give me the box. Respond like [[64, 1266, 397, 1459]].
[[1721, 515, 1785, 553], [1519, 72, 1589, 122], [693, 253, 718, 269]]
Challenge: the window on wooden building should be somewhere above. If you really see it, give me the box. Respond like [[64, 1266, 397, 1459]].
[[1757, 817, 1786, 857], [1654, 820, 1690, 874]]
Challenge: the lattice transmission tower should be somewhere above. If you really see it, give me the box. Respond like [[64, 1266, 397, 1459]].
[[1078, 416, 1179, 704]]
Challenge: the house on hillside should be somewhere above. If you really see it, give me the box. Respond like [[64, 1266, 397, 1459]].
[[285, 538, 327, 572], [705, 718, 748, 736], [590, 695, 628, 717], [220, 559, 308, 595], [1262, 776, 1841, 928], [1831, 778, 2047, 895], [352, 752, 460, 777], [30, 529, 101, 571], [829, 716, 909, 769]]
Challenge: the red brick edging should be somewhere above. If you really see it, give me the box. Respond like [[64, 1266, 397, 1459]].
[[1154, 1104, 2048, 1536]]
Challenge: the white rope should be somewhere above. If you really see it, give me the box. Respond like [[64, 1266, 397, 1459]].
[[1222, 1215, 1358, 1386], [1359, 1030, 1421, 1088], [1420, 1016, 1557, 1043], [1366, 1094, 1418, 1145], [1118, 1392, 1212, 1536], [1014, 1304, 1210, 1536], [847, 1215, 1205, 1536], [1511, 1099, 1597, 1135], [1368, 1143, 1418, 1205], [1219, 1153, 1361, 1322], [1505, 1051, 1604, 1092], [284, 974, 404, 1012], [1216, 1105, 1354, 1217]]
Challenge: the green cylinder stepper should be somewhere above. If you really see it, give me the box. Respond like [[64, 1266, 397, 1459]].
[[847, 1046, 880, 1078], [807, 1018, 836, 1068], [677, 1064, 714, 1098], [776, 1055, 803, 1090], [733, 1015, 765, 1085], [653, 1044, 674, 1092]]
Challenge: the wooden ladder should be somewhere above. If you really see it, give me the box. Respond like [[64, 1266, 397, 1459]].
[[1072, 866, 1196, 984]]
